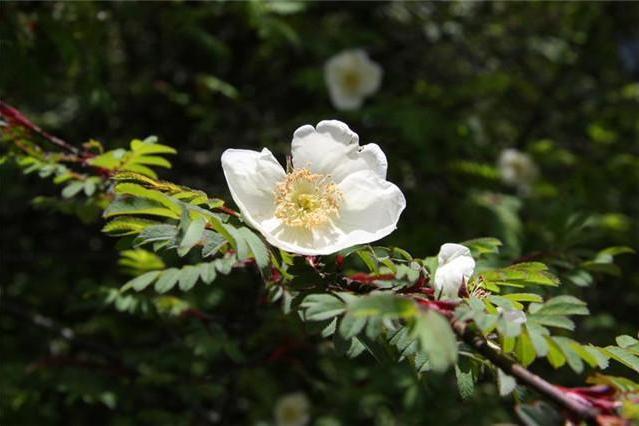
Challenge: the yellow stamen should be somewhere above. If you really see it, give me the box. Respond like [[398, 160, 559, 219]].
[[274, 168, 342, 229]]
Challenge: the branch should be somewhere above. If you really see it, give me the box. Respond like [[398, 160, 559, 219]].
[[451, 319, 600, 424], [1, 100, 81, 155]]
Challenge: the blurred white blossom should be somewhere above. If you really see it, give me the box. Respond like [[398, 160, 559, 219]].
[[221, 120, 405, 255], [498, 148, 538, 194], [433, 243, 475, 300], [274, 393, 310, 426], [324, 49, 382, 110]]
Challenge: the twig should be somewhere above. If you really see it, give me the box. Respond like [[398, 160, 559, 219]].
[[0, 101, 80, 155], [451, 319, 600, 424]]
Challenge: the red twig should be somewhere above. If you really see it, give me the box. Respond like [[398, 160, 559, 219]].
[[1, 101, 80, 155]]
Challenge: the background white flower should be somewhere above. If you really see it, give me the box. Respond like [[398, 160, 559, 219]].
[[274, 392, 310, 426], [324, 49, 382, 111], [498, 148, 538, 194], [221, 120, 406, 256], [433, 243, 475, 300]]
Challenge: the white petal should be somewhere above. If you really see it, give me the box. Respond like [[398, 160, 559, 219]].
[[359, 60, 383, 96], [328, 87, 364, 111], [291, 120, 388, 182], [257, 169, 405, 256], [437, 243, 472, 265], [433, 244, 475, 300], [221, 148, 285, 230]]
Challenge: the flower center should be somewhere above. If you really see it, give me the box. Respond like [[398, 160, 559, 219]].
[[342, 69, 362, 92], [274, 168, 342, 229]]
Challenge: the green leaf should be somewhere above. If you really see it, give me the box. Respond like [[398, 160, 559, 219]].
[[237, 227, 270, 269], [603, 346, 639, 374], [525, 323, 549, 357], [460, 237, 502, 257], [122, 270, 161, 292], [198, 262, 217, 284], [178, 265, 200, 291], [301, 294, 345, 321], [515, 330, 536, 367], [104, 197, 180, 220], [135, 224, 178, 246], [455, 364, 475, 399], [357, 249, 378, 273], [515, 402, 563, 426], [497, 368, 517, 396], [616, 335, 639, 349], [338, 314, 367, 339], [503, 293, 543, 303], [102, 217, 160, 236], [115, 183, 181, 214], [201, 231, 226, 258], [133, 155, 172, 168], [348, 294, 418, 319], [130, 138, 177, 155], [528, 313, 575, 330], [61, 181, 85, 198], [411, 310, 457, 372], [583, 346, 610, 369], [529, 295, 588, 316], [545, 337, 566, 368], [553, 337, 584, 373], [154, 268, 180, 293], [177, 210, 207, 257]]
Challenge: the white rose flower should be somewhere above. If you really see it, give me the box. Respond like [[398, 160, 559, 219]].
[[274, 392, 310, 426], [324, 49, 382, 111], [498, 148, 538, 194], [221, 120, 406, 256], [433, 243, 475, 300]]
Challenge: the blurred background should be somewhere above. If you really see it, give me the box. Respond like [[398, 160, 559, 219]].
[[1, 2, 638, 425]]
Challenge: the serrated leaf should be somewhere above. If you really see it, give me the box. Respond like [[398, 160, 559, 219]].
[[530, 295, 589, 316], [525, 323, 549, 357], [177, 211, 206, 257], [515, 330, 536, 366], [301, 294, 345, 321], [134, 155, 172, 168], [412, 310, 457, 372], [461, 237, 502, 257], [497, 368, 517, 396], [455, 364, 475, 399], [348, 294, 418, 319], [338, 314, 367, 339], [122, 270, 161, 292], [102, 217, 160, 236], [130, 138, 176, 155], [503, 293, 543, 303], [198, 262, 217, 284], [357, 249, 378, 273], [135, 224, 178, 246], [553, 337, 583, 373], [545, 337, 566, 368], [603, 346, 639, 374], [583, 346, 610, 369], [154, 268, 180, 293], [237, 227, 270, 269], [515, 401, 563, 426], [178, 265, 200, 291], [104, 197, 180, 219], [115, 183, 181, 214], [616, 335, 639, 349], [201, 231, 226, 258], [62, 181, 85, 198]]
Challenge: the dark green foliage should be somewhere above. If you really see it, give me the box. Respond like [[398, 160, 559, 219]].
[[2, 2, 639, 426]]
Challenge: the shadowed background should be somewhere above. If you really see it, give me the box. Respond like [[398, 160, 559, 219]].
[[1, 2, 638, 425]]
